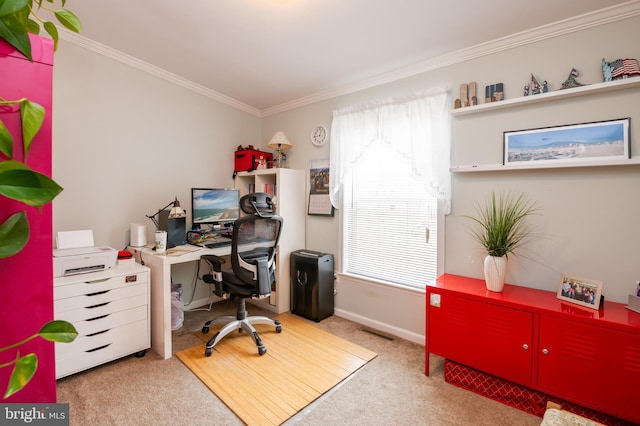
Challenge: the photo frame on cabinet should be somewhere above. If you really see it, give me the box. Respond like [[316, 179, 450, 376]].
[[557, 274, 603, 310], [503, 118, 630, 166]]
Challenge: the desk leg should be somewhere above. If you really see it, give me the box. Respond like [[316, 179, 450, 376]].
[[149, 261, 173, 359]]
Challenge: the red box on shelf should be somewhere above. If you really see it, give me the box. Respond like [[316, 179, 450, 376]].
[[234, 149, 272, 172]]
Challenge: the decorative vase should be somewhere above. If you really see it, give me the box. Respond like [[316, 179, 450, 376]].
[[483, 255, 507, 292]]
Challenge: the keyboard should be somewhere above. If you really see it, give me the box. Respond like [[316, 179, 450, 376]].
[[204, 239, 232, 248]]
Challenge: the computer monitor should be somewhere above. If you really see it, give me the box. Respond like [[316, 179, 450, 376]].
[[191, 188, 240, 228]]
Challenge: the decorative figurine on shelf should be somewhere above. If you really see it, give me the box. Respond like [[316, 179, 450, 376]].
[[485, 83, 504, 103], [603, 59, 614, 82], [542, 80, 549, 93], [602, 58, 640, 81], [469, 81, 478, 106], [560, 68, 585, 89], [455, 81, 478, 108], [530, 74, 542, 95]]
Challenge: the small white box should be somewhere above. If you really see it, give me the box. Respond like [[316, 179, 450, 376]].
[[627, 294, 640, 314], [130, 223, 147, 247]]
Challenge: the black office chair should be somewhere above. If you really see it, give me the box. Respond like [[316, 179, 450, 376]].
[[200, 193, 283, 356]]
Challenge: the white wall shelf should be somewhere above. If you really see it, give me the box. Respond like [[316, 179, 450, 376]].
[[451, 157, 640, 173], [451, 78, 640, 116]]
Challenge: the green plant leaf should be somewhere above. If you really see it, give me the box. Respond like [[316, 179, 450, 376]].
[[43, 21, 57, 50], [20, 100, 45, 158], [0, 0, 30, 17], [0, 211, 29, 259], [0, 121, 13, 158], [26, 17, 40, 34], [4, 353, 37, 399], [0, 15, 32, 60], [0, 168, 63, 206], [0, 159, 28, 172], [54, 9, 81, 33], [38, 320, 78, 343]]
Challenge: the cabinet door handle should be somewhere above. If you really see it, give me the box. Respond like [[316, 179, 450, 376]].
[[542, 348, 549, 355], [522, 344, 529, 350]]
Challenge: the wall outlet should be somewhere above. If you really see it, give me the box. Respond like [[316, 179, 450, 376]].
[[430, 293, 441, 307]]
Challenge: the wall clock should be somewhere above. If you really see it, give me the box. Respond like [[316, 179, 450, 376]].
[[311, 124, 328, 147]]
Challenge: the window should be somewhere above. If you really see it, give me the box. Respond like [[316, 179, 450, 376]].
[[329, 87, 451, 289], [343, 144, 438, 288]]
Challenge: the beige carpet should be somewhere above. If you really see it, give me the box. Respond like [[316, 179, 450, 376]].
[[176, 313, 377, 426]]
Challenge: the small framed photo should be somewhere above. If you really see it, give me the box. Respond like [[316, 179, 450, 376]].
[[557, 274, 603, 310]]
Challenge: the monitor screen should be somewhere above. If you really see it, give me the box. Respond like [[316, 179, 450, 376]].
[[191, 188, 240, 227]]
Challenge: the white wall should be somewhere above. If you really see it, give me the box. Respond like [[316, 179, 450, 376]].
[[52, 43, 262, 251], [51, 12, 640, 344], [263, 14, 640, 342]]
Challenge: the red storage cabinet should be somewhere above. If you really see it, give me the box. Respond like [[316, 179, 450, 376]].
[[426, 274, 640, 425]]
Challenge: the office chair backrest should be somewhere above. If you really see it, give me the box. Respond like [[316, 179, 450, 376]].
[[231, 193, 283, 295]]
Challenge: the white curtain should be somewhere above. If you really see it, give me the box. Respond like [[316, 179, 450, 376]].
[[328, 86, 452, 213]]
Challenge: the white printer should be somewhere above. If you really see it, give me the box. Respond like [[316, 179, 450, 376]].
[[53, 230, 117, 277]]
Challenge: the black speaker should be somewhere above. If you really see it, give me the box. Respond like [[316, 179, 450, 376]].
[[158, 210, 186, 248]]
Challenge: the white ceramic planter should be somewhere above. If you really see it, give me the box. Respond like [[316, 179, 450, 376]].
[[484, 255, 507, 292]]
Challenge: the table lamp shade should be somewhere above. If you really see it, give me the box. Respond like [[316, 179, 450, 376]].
[[267, 131, 292, 150]]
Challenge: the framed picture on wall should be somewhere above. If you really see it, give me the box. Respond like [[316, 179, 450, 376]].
[[557, 273, 603, 310], [503, 118, 630, 167]]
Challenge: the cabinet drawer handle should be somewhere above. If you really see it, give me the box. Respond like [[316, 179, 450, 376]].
[[86, 278, 110, 284], [85, 302, 110, 309], [86, 344, 111, 353], [522, 344, 529, 350], [86, 290, 110, 297], [87, 329, 110, 337], [542, 348, 549, 355], [86, 314, 109, 322]]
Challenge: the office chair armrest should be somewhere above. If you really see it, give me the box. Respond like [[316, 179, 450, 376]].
[[202, 254, 225, 270], [201, 255, 226, 297], [254, 258, 273, 296]]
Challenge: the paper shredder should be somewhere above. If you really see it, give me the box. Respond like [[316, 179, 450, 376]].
[[290, 250, 334, 322]]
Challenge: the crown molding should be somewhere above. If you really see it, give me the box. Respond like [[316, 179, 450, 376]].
[[261, 0, 640, 116], [60, 1, 640, 118], [59, 30, 263, 117]]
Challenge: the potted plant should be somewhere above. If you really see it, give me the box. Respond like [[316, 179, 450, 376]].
[[0, 0, 81, 399], [465, 191, 539, 292]]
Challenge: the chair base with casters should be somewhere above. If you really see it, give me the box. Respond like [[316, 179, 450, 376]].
[[201, 297, 282, 356]]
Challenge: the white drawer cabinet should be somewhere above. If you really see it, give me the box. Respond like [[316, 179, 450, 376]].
[[54, 263, 150, 379]]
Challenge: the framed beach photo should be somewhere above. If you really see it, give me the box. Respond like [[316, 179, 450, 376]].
[[557, 274, 603, 310], [504, 118, 630, 166]]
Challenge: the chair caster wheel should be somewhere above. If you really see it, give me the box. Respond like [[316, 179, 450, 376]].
[[205, 347, 213, 357], [258, 347, 267, 356], [202, 326, 209, 334], [276, 325, 282, 333]]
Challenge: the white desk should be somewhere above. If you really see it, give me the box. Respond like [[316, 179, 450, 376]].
[[128, 244, 231, 359]]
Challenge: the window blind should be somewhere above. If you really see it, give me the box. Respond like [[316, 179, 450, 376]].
[[343, 145, 438, 288]]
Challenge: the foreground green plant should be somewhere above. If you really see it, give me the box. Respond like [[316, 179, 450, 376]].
[[465, 191, 540, 258], [0, 0, 81, 399], [1, 321, 77, 398], [0, 0, 81, 60]]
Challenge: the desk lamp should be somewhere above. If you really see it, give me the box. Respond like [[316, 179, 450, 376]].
[[267, 131, 292, 168], [146, 196, 186, 230]]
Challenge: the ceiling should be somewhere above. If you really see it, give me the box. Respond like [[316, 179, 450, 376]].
[[61, 0, 629, 115]]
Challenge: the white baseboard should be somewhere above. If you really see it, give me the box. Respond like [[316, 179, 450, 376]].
[[334, 308, 425, 345]]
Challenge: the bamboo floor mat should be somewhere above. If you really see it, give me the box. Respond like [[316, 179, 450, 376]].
[[176, 313, 377, 426]]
